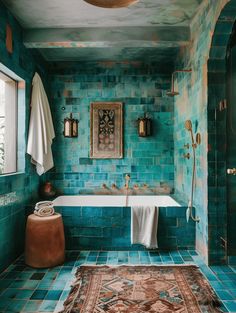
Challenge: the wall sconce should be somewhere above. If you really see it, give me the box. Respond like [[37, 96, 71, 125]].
[[63, 113, 78, 138], [137, 113, 152, 137]]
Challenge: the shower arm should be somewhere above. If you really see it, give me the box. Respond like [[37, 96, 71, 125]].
[[171, 69, 192, 92]]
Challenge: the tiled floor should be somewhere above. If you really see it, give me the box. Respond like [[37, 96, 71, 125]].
[[0, 250, 235, 312]]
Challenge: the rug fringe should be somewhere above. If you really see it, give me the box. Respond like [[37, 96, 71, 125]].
[[192, 269, 223, 313], [58, 271, 82, 313], [78, 263, 199, 268]]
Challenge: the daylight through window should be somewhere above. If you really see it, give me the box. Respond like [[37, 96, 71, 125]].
[[0, 71, 17, 174]]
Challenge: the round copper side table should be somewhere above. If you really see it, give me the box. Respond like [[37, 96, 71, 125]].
[[25, 213, 65, 268]]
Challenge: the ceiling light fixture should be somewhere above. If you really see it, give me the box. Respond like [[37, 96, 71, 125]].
[[83, 0, 138, 8]]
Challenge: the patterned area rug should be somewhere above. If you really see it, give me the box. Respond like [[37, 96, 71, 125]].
[[61, 265, 222, 313]]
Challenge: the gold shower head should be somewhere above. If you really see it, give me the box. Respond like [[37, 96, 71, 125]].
[[166, 90, 180, 97], [166, 69, 192, 97]]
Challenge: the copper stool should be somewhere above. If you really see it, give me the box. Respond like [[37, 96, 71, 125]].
[[25, 213, 65, 268]]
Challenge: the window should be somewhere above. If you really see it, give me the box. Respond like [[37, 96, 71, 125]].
[[0, 63, 25, 176]]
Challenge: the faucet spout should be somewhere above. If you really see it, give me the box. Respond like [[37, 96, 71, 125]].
[[124, 174, 130, 189]]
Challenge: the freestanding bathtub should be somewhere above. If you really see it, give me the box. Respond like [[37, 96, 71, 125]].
[[53, 195, 195, 251]]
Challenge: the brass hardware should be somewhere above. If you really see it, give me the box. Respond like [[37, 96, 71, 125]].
[[124, 174, 130, 189], [185, 120, 192, 131], [184, 153, 190, 159], [137, 113, 152, 137], [184, 143, 190, 149], [196, 133, 201, 145], [166, 69, 192, 97], [125, 174, 130, 180], [227, 168, 236, 175], [63, 113, 79, 138], [184, 119, 201, 223], [220, 237, 227, 250], [219, 99, 227, 111]]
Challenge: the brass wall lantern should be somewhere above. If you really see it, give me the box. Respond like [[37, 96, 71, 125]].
[[138, 113, 152, 137], [64, 113, 78, 138]]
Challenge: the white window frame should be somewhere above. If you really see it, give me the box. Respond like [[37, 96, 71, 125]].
[[0, 63, 25, 176]]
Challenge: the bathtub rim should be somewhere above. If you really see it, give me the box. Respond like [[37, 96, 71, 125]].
[[53, 195, 181, 207]]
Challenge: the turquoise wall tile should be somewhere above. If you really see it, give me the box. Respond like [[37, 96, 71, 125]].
[[173, 0, 235, 265], [0, 2, 48, 272], [55, 205, 195, 250], [46, 62, 175, 194]]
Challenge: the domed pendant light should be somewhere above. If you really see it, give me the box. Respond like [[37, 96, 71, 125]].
[[83, 0, 138, 8]]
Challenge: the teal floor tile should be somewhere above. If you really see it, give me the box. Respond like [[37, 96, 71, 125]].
[[37, 280, 53, 289], [1, 288, 18, 299], [30, 289, 48, 300], [129, 251, 139, 257], [216, 290, 234, 300], [22, 280, 40, 289], [16, 289, 34, 299], [87, 256, 97, 261], [22, 300, 43, 312], [6, 299, 26, 311], [0, 297, 11, 310], [45, 290, 62, 300], [39, 300, 57, 311], [223, 300, 236, 312], [59, 290, 70, 301], [0, 250, 235, 313], [9, 279, 26, 288]]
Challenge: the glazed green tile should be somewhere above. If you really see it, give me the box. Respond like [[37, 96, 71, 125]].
[[6, 299, 27, 312], [45, 290, 62, 300], [0, 2, 46, 273], [39, 300, 58, 311], [22, 280, 40, 289], [30, 289, 48, 300], [16, 289, 34, 299], [22, 300, 43, 312]]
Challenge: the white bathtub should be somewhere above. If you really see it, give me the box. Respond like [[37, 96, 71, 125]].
[[53, 195, 180, 207]]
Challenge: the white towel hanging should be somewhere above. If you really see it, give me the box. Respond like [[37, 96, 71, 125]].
[[131, 206, 159, 249], [27, 73, 55, 175]]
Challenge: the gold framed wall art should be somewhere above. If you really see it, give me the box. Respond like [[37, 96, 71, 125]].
[[90, 102, 123, 159]]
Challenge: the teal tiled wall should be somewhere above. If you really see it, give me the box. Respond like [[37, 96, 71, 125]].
[[47, 62, 174, 194], [174, 0, 231, 264], [55, 205, 195, 250], [207, 1, 236, 264], [0, 1, 48, 272]]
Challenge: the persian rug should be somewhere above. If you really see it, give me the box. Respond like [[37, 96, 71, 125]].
[[61, 265, 222, 313]]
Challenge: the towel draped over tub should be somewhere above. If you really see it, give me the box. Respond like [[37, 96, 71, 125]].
[[131, 206, 159, 249], [27, 73, 55, 175]]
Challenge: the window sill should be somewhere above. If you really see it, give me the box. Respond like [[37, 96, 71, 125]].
[[0, 171, 25, 178]]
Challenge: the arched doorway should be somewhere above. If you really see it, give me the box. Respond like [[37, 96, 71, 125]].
[[207, 1, 236, 264]]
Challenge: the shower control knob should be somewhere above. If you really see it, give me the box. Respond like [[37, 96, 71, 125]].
[[227, 168, 236, 175], [183, 153, 190, 159]]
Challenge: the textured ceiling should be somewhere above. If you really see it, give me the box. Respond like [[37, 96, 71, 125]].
[[2, 0, 204, 63], [2, 0, 203, 28]]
